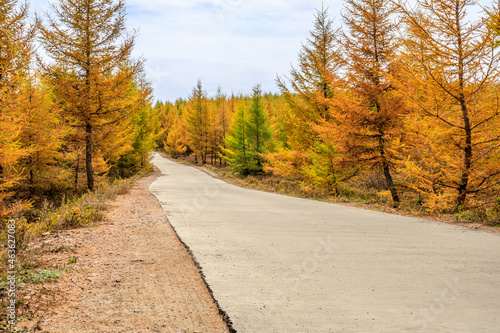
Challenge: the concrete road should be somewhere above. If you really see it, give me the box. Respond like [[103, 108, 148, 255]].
[[149, 153, 500, 333]]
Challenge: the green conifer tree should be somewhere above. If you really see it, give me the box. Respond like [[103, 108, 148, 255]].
[[246, 84, 272, 173], [222, 104, 250, 175]]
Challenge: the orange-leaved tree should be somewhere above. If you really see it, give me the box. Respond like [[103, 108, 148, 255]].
[[0, 0, 36, 215], [268, 6, 352, 193], [333, 0, 406, 206], [397, 0, 500, 210]]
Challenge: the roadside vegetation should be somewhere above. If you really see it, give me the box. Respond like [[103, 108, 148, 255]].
[[157, 0, 500, 227], [1, 0, 160, 329]]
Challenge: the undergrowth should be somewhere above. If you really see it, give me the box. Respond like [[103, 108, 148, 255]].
[[0, 175, 140, 331], [0, 178, 133, 258]]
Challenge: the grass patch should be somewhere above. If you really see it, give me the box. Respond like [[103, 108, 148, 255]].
[[0, 268, 64, 289], [21, 268, 64, 284], [1, 178, 133, 253]]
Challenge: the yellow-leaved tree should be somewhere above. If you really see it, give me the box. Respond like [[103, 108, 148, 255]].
[[40, 0, 148, 191], [0, 0, 36, 215], [397, 0, 500, 211], [268, 6, 353, 194]]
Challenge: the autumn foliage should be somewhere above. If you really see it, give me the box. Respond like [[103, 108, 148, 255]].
[[159, 0, 500, 218], [3, 0, 500, 227], [1, 0, 159, 220], [157, 0, 500, 218]]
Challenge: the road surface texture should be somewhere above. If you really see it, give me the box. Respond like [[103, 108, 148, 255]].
[[150, 153, 500, 333]]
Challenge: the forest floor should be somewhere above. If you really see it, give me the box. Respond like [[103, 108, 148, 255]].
[[13, 167, 230, 333]]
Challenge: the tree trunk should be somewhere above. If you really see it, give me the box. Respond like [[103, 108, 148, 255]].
[[75, 153, 80, 190], [379, 135, 399, 207], [85, 123, 94, 191], [455, 8, 471, 210], [457, 102, 472, 209], [383, 160, 399, 207]]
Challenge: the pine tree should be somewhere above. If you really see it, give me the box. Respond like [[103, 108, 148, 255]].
[[40, 0, 147, 191], [222, 104, 250, 175]]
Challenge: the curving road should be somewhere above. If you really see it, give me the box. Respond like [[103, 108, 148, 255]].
[[150, 153, 500, 333]]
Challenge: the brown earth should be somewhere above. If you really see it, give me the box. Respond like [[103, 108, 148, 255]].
[[16, 168, 230, 333]]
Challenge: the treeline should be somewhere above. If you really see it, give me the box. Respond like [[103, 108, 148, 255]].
[[161, 0, 500, 216], [0, 0, 160, 217], [157, 82, 285, 174]]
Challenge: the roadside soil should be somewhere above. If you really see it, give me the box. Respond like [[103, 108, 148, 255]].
[[16, 168, 230, 333]]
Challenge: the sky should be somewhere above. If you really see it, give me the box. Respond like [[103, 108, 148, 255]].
[[27, 0, 493, 102], [29, 0, 343, 102]]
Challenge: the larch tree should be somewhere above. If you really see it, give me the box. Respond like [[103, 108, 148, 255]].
[[0, 0, 36, 214], [267, 6, 346, 188], [116, 98, 161, 177], [40, 0, 146, 191], [165, 117, 187, 158], [207, 93, 220, 165], [397, 0, 500, 210], [276, 5, 342, 150], [19, 75, 67, 190], [269, 6, 358, 194], [222, 103, 250, 175], [216, 86, 229, 166], [246, 84, 272, 173], [334, 0, 405, 206], [185, 80, 209, 164]]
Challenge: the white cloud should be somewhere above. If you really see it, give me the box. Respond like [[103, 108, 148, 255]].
[[29, 0, 345, 100], [128, 0, 342, 101]]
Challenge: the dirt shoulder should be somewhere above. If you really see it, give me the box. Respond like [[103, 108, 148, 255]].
[[16, 168, 230, 333]]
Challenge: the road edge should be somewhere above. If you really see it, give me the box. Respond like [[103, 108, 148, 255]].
[[148, 166, 237, 333]]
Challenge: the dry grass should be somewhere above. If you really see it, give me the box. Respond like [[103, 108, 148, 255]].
[[0, 173, 150, 331]]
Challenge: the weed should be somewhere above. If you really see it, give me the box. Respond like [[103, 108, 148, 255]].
[[50, 244, 74, 253], [21, 268, 64, 284]]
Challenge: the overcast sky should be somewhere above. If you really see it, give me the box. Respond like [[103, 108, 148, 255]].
[[29, 0, 342, 102]]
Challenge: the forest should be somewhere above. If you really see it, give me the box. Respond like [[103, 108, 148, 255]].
[[2, 0, 500, 254], [158, 0, 500, 223], [0, 0, 160, 249]]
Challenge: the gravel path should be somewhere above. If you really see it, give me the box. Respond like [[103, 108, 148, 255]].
[[20, 169, 230, 333]]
